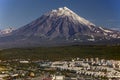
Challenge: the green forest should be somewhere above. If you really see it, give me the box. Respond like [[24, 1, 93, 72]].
[[0, 45, 120, 60]]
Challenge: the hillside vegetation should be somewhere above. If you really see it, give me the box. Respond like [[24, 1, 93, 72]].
[[0, 45, 120, 60]]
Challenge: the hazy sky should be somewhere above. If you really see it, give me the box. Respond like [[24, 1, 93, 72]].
[[0, 0, 120, 30]]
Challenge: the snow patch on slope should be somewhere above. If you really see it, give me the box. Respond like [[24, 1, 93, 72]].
[[0, 27, 14, 35], [99, 27, 113, 33]]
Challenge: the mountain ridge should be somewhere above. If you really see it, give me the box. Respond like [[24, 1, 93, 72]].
[[0, 7, 120, 48]]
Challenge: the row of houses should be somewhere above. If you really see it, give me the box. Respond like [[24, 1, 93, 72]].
[[39, 58, 120, 79]]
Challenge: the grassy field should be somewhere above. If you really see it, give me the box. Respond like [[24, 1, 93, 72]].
[[0, 45, 120, 60]]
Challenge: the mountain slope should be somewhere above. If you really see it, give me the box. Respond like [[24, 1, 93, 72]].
[[0, 7, 120, 48]]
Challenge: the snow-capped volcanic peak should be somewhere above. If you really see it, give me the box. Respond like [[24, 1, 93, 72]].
[[12, 7, 120, 41], [52, 7, 74, 16], [0, 7, 120, 48], [47, 7, 95, 26]]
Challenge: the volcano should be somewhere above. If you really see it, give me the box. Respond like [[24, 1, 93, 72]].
[[0, 7, 120, 48]]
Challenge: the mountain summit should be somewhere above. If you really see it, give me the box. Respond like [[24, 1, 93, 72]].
[[48, 7, 95, 26], [0, 7, 120, 48]]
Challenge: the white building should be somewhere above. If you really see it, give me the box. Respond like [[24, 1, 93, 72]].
[[52, 75, 65, 80]]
